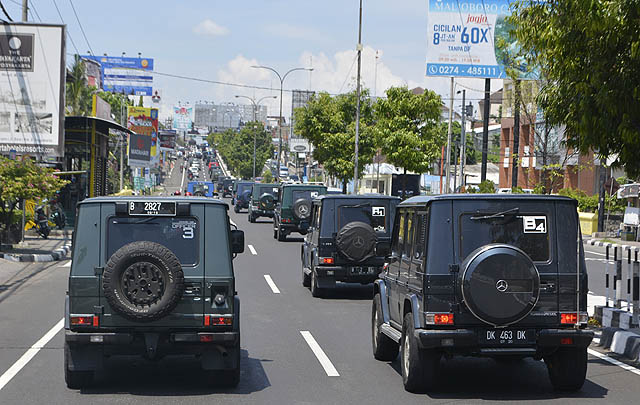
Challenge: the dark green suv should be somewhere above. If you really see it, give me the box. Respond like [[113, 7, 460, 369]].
[[248, 183, 279, 223], [273, 184, 327, 241], [64, 197, 245, 389]]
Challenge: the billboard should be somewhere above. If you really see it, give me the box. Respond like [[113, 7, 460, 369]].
[[128, 132, 152, 166], [83, 55, 154, 95], [0, 23, 65, 157], [159, 130, 177, 151], [425, 0, 533, 79], [172, 106, 192, 130], [127, 107, 159, 166]]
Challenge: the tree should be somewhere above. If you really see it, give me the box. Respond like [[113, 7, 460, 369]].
[[214, 124, 273, 179], [0, 157, 69, 243], [65, 55, 94, 116], [507, 0, 640, 176], [374, 87, 444, 197], [262, 169, 273, 183], [294, 89, 376, 192], [99, 92, 134, 125]]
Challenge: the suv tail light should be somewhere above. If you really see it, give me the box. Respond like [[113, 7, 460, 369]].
[[425, 313, 454, 325], [560, 312, 588, 325], [204, 315, 232, 326], [320, 257, 334, 265], [71, 315, 98, 327]]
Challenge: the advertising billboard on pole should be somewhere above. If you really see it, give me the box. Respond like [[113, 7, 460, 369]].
[[127, 107, 159, 167], [425, 0, 533, 79], [159, 130, 177, 151], [83, 55, 154, 95], [172, 106, 192, 130], [0, 23, 65, 157]]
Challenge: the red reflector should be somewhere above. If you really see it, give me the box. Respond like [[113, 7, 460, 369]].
[[210, 317, 232, 325], [322, 257, 334, 264], [92, 316, 99, 327], [199, 334, 214, 343], [204, 315, 210, 326], [561, 313, 578, 324], [434, 313, 454, 325], [70, 316, 93, 326], [560, 337, 573, 345]]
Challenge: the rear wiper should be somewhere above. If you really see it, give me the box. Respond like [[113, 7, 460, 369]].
[[470, 207, 519, 220]]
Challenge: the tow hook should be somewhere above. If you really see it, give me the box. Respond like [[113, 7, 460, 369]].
[[144, 333, 160, 359]]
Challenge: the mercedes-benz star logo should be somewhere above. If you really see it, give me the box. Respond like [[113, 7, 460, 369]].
[[299, 206, 308, 214], [353, 236, 365, 248], [496, 280, 509, 292]]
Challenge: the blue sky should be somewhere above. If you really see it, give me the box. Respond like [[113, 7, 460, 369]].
[[4, 0, 491, 121]]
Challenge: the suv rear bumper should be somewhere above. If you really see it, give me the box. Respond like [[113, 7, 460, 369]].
[[414, 328, 593, 353], [315, 265, 381, 284], [278, 221, 309, 234], [251, 206, 274, 217], [65, 330, 239, 348]]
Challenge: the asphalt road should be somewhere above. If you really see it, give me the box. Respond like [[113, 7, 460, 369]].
[[0, 159, 639, 403]]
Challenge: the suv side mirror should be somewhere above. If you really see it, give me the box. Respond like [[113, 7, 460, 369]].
[[230, 229, 244, 254]]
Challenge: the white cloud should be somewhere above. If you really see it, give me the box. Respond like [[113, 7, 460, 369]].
[[193, 19, 229, 37]]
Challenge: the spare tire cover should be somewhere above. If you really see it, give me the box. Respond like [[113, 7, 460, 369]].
[[461, 244, 540, 327], [292, 198, 312, 220], [335, 221, 377, 263], [193, 191, 205, 197], [259, 193, 275, 210], [102, 241, 185, 322], [240, 190, 251, 203]]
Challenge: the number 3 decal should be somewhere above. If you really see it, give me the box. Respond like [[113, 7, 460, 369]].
[[182, 226, 194, 239]]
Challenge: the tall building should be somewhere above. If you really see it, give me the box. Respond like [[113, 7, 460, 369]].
[[194, 102, 267, 130]]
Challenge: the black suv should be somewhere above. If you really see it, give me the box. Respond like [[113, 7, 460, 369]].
[[221, 178, 235, 198], [232, 181, 254, 212], [64, 197, 245, 389], [301, 194, 400, 297], [371, 195, 593, 393], [248, 183, 279, 223], [273, 184, 327, 241]]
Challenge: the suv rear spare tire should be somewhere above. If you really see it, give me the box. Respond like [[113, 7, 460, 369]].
[[461, 244, 540, 327], [102, 241, 185, 322], [292, 198, 312, 220], [335, 221, 377, 262], [259, 193, 275, 210]]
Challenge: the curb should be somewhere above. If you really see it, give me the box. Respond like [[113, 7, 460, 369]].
[[0, 240, 72, 262], [584, 239, 640, 252], [599, 327, 640, 363]]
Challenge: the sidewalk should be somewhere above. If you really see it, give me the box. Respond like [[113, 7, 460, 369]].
[[0, 231, 72, 262]]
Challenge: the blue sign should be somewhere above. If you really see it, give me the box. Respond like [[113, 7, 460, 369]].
[[83, 55, 154, 95]]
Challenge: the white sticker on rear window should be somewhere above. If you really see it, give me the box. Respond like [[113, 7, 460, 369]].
[[372, 206, 385, 217], [522, 216, 546, 234], [310, 191, 319, 198]]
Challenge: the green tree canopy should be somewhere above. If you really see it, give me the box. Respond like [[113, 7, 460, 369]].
[[212, 123, 273, 180], [65, 55, 95, 116], [507, 0, 640, 176]]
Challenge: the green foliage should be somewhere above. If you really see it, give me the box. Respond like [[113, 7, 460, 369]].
[[0, 157, 69, 240], [558, 188, 598, 213], [444, 121, 476, 165], [477, 180, 496, 194], [214, 123, 273, 179], [294, 89, 376, 187], [262, 169, 273, 183], [98, 92, 134, 125], [507, 0, 640, 176], [65, 55, 95, 116], [375, 87, 444, 177], [511, 186, 525, 194], [533, 182, 546, 194]]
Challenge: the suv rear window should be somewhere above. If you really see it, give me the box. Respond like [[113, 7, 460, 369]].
[[459, 213, 550, 262], [338, 203, 389, 234], [255, 185, 278, 197], [107, 216, 199, 265], [292, 189, 321, 201], [237, 184, 252, 194]]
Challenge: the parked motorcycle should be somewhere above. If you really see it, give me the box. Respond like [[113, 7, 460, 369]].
[[50, 203, 66, 230], [34, 205, 50, 239]]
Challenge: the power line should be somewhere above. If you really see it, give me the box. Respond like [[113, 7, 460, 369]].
[[52, 0, 80, 55], [0, 1, 14, 21], [338, 53, 358, 94], [68, 0, 93, 55]]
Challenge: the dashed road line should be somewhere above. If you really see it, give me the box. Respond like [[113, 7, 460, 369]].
[[248, 244, 257, 255], [0, 318, 64, 391], [588, 348, 640, 377], [300, 331, 340, 377], [263, 274, 280, 294]]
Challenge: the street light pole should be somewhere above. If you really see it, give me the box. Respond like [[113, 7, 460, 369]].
[[251, 65, 313, 180], [235, 95, 277, 181], [353, 0, 363, 195]]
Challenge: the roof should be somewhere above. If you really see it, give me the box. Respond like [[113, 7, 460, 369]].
[[65, 116, 133, 136], [316, 194, 400, 202], [253, 183, 279, 187], [399, 193, 576, 206], [78, 196, 227, 206], [282, 184, 327, 188]]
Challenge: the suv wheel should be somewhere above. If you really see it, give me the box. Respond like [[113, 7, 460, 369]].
[[401, 313, 439, 393], [310, 268, 324, 298], [64, 343, 93, 389], [302, 255, 311, 288], [277, 227, 286, 242], [234, 205, 239, 213], [372, 294, 399, 361], [273, 223, 277, 239], [546, 348, 587, 391]]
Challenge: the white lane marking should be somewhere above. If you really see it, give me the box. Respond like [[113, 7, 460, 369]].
[[585, 250, 608, 258], [59, 260, 71, 267], [300, 331, 340, 377], [248, 244, 257, 255], [263, 275, 280, 294], [588, 348, 640, 376], [0, 318, 64, 391]]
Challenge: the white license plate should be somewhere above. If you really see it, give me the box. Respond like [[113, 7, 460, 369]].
[[351, 267, 374, 275]]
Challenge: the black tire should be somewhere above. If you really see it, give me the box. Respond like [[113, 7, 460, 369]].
[[64, 343, 93, 389], [302, 248, 311, 287], [277, 226, 286, 242], [546, 348, 587, 391], [208, 341, 241, 388], [102, 241, 184, 322], [234, 205, 240, 213], [310, 268, 324, 297], [335, 221, 377, 262], [259, 193, 275, 210], [273, 224, 277, 239], [193, 191, 205, 197], [372, 294, 399, 361], [401, 313, 439, 393], [292, 198, 312, 221]]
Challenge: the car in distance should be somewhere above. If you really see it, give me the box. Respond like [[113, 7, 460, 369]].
[[301, 194, 400, 297], [273, 184, 327, 241], [64, 197, 244, 388], [232, 181, 254, 212], [371, 194, 593, 393], [187, 181, 217, 197], [248, 183, 279, 223], [221, 179, 235, 198]]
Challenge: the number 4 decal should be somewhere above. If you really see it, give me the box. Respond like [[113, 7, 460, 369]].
[[522, 216, 547, 234]]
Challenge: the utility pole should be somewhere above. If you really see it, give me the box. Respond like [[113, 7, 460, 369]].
[[481, 78, 491, 182], [353, 0, 363, 195], [445, 77, 454, 193], [460, 90, 467, 191], [511, 80, 521, 188], [22, 0, 28, 21], [235, 95, 276, 181]]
